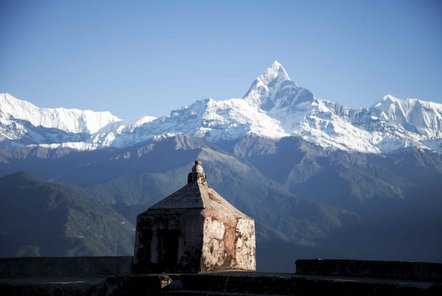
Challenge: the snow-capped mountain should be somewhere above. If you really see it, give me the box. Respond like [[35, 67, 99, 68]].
[[370, 95, 442, 138], [1, 61, 441, 153], [0, 93, 121, 134], [243, 61, 383, 153]]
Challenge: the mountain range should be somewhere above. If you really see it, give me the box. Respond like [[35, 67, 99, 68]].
[[1, 61, 441, 271], [1, 61, 441, 153]]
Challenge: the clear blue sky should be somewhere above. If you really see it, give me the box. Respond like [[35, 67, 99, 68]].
[[1, 0, 441, 119]]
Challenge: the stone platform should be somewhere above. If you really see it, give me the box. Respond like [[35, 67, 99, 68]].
[[1, 257, 441, 295]]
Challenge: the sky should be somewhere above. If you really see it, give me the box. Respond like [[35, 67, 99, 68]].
[[0, 0, 441, 119]]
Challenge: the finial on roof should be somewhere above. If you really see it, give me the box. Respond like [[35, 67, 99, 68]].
[[187, 160, 207, 184]]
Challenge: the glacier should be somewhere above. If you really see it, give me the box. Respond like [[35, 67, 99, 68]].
[[1, 61, 441, 154]]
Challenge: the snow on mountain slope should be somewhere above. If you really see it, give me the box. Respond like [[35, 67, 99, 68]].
[[0, 93, 121, 133], [0, 116, 89, 148], [244, 60, 294, 110], [243, 61, 381, 153], [1, 62, 441, 153], [90, 98, 288, 148], [241, 61, 441, 153], [370, 95, 442, 138]]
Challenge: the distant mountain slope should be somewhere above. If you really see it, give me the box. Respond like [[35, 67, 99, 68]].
[[1, 61, 441, 153], [0, 135, 362, 270], [0, 172, 134, 257], [1, 133, 442, 271], [1, 133, 441, 207], [223, 135, 442, 208]]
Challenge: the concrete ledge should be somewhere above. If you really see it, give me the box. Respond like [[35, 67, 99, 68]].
[[0, 257, 133, 278], [1, 271, 442, 295], [2, 258, 442, 295], [296, 259, 442, 282]]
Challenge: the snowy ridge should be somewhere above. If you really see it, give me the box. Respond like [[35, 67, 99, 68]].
[[241, 62, 441, 153], [89, 98, 288, 148], [371, 95, 442, 138], [1, 61, 441, 153], [0, 93, 121, 133]]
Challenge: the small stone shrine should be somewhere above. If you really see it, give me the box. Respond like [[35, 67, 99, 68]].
[[133, 160, 256, 273]]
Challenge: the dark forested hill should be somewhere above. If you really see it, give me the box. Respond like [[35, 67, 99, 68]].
[[0, 172, 134, 257]]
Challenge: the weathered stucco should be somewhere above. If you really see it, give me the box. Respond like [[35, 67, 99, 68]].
[[133, 160, 256, 273], [201, 215, 256, 271]]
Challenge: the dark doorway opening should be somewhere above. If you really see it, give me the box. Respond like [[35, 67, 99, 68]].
[[158, 229, 179, 269]]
